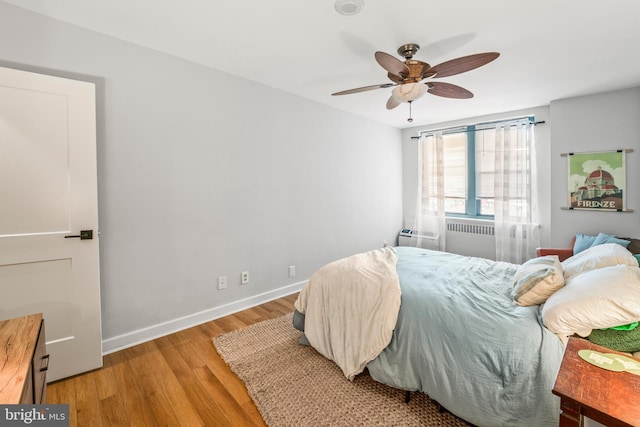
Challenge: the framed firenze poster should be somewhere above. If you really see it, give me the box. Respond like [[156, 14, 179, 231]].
[[566, 150, 628, 211]]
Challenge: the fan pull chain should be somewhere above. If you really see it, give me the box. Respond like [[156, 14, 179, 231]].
[[407, 101, 414, 123]]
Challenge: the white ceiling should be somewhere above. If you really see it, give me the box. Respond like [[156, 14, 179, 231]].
[[5, 0, 640, 129]]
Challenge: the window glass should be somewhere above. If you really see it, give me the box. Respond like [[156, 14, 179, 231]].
[[475, 129, 496, 215], [443, 133, 466, 214]]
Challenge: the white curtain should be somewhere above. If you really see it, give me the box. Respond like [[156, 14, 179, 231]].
[[493, 121, 540, 263], [414, 132, 446, 251]]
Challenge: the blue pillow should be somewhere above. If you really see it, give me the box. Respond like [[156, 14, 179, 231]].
[[591, 232, 631, 249], [634, 254, 640, 267], [573, 233, 597, 254]]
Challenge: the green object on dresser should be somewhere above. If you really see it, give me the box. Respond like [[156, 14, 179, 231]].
[[588, 324, 640, 352], [606, 322, 638, 331]]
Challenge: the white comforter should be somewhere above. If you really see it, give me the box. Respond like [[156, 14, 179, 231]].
[[294, 247, 401, 380]]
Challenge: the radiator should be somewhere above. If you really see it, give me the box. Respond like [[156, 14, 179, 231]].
[[444, 219, 496, 258], [446, 219, 495, 236], [397, 229, 440, 251]]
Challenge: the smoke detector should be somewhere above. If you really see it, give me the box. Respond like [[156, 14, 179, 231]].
[[334, 0, 364, 16]]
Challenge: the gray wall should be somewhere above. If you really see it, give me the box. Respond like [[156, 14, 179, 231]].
[[548, 87, 640, 246], [0, 3, 403, 346]]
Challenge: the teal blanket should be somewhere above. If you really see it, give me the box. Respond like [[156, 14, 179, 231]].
[[367, 247, 565, 427]]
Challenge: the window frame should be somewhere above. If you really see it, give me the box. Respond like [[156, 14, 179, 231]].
[[419, 116, 535, 220]]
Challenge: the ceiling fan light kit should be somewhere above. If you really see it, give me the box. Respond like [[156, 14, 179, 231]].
[[391, 82, 427, 103], [334, 0, 364, 16], [331, 42, 499, 122]]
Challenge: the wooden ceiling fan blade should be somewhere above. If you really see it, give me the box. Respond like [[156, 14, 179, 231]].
[[430, 52, 500, 78], [427, 82, 473, 99], [375, 51, 410, 79], [386, 96, 401, 110], [332, 83, 394, 96]]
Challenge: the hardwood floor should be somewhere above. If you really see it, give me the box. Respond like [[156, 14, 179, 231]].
[[47, 293, 298, 426]]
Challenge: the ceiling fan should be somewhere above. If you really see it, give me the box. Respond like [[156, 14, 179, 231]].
[[332, 43, 500, 122]]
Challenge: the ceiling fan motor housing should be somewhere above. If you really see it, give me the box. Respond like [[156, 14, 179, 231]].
[[397, 43, 420, 59]]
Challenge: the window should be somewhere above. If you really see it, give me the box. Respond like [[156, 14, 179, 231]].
[[419, 116, 534, 219]]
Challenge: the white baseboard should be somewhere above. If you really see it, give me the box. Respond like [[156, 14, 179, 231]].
[[101, 280, 307, 355]]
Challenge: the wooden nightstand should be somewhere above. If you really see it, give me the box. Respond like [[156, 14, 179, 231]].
[[552, 337, 640, 427], [0, 313, 48, 404]]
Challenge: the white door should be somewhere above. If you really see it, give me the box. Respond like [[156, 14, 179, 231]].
[[0, 66, 102, 382]]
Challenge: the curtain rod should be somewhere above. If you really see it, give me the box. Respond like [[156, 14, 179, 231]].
[[410, 120, 546, 139]]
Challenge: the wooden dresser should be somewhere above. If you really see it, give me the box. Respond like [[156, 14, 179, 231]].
[[552, 337, 640, 427], [0, 313, 48, 404]]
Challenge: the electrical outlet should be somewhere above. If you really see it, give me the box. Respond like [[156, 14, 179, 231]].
[[241, 271, 249, 284], [217, 276, 227, 290], [288, 265, 296, 278]]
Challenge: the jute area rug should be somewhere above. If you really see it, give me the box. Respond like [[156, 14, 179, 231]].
[[213, 313, 470, 427]]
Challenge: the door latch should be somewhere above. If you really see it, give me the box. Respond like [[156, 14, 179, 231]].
[[64, 230, 93, 240]]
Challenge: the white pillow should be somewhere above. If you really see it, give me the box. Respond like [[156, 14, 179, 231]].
[[512, 255, 564, 306], [541, 264, 640, 337], [561, 243, 637, 281]]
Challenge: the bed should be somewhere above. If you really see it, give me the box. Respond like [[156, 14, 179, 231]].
[[293, 236, 640, 427]]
